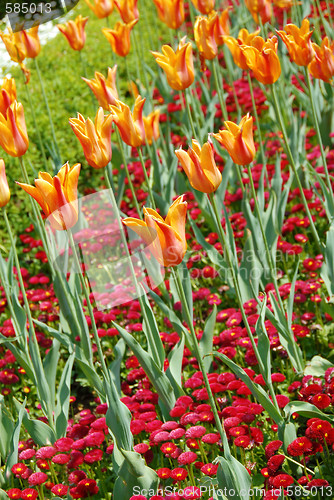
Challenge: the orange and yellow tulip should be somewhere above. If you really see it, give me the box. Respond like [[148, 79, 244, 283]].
[[213, 114, 256, 165], [69, 108, 114, 170], [245, 0, 272, 24], [123, 195, 187, 267], [175, 139, 222, 193], [152, 0, 184, 30], [0, 78, 17, 116], [82, 66, 118, 109], [241, 36, 281, 84], [17, 162, 81, 231], [143, 109, 160, 145], [102, 20, 138, 57], [57, 15, 88, 51], [0, 101, 29, 157], [0, 28, 26, 63], [152, 37, 194, 91], [194, 12, 219, 60], [114, 0, 139, 23], [85, 0, 114, 18], [0, 159, 10, 208], [277, 19, 314, 66], [308, 37, 334, 83], [191, 0, 215, 14], [223, 28, 260, 70], [110, 96, 146, 147]]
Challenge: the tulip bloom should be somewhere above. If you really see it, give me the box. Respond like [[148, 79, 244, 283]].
[[241, 36, 281, 84], [85, 0, 114, 18], [102, 20, 138, 57], [110, 96, 146, 147], [0, 101, 29, 157], [277, 19, 314, 66], [0, 29, 26, 63], [0, 78, 17, 116], [152, 38, 194, 91], [245, 0, 271, 24], [152, 0, 184, 30], [215, 8, 230, 44], [57, 15, 89, 51], [19, 26, 41, 58], [308, 37, 334, 83], [191, 0, 215, 15], [114, 0, 139, 23], [143, 109, 160, 145], [213, 114, 256, 165], [82, 66, 118, 109], [123, 196, 187, 267], [0, 159, 10, 208], [17, 162, 81, 231], [69, 108, 114, 170], [223, 28, 260, 70], [194, 12, 221, 60], [175, 140, 222, 193]]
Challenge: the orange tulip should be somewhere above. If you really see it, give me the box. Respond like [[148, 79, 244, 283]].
[[123, 195, 187, 267], [241, 36, 281, 84], [213, 114, 256, 165], [114, 0, 139, 23], [223, 28, 260, 70], [308, 37, 334, 83], [57, 15, 88, 51], [17, 162, 81, 231], [0, 159, 10, 208], [20, 26, 41, 58], [215, 8, 230, 44], [110, 96, 146, 147], [85, 0, 114, 18], [191, 0, 215, 14], [277, 19, 314, 66], [245, 0, 272, 24], [0, 78, 17, 116], [102, 19, 138, 57], [175, 139, 222, 193], [152, 37, 195, 91], [152, 0, 184, 30], [82, 66, 118, 109], [69, 108, 114, 170], [143, 109, 160, 145], [0, 101, 29, 157], [194, 12, 219, 60]]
